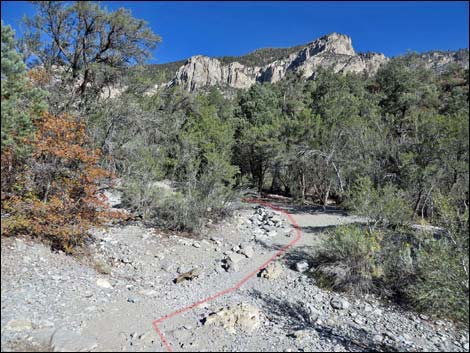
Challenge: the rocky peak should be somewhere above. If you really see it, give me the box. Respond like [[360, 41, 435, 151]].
[[170, 33, 386, 92], [305, 32, 356, 56], [165, 33, 466, 93]]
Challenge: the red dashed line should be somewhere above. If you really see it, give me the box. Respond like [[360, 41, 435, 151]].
[[152, 198, 302, 352]]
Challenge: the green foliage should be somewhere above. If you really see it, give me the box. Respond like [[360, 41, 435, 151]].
[[220, 45, 305, 67], [22, 1, 161, 110], [347, 177, 412, 228], [112, 91, 238, 231], [314, 225, 383, 294], [1, 21, 47, 202], [1, 21, 46, 155], [405, 195, 469, 323], [234, 84, 285, 192], [6, 2, 467, 323], [128, 60, 187, 87], [314, 192, 469, 325]]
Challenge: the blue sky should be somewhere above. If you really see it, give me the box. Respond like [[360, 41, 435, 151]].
[[1, 1, 469, 64]]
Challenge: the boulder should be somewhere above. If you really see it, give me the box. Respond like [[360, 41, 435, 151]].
[[204, 303, 261, 334], [295, 260, 310, 273], [50, 328, 98, 352], [5, 319, 33, 331], [259, 262, 283, 280], [96, 278, 112, 289], [330, 297, 350, 310], [238, 245, 255, 258], [174, 268, 202, 284]]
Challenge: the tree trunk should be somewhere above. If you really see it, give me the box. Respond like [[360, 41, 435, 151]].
[[300, 171, 306, 202], [270, 163, 282, 194], [323, 181, 332, 208]]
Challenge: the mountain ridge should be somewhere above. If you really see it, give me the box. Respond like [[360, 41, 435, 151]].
[[135, 33, 469, 93]]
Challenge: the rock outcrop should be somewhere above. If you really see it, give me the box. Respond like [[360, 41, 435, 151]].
[[171, 33, 388, 91], [415, 49, 469, 73], [172, 56, 259, 90]]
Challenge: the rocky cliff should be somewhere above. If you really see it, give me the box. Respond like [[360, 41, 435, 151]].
[[170, 33, 388, 91], [136, 33, 468, 95], [415, 49, 469, 73]]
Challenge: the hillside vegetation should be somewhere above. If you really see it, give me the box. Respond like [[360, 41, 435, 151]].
[[1, 1, 468, 326]]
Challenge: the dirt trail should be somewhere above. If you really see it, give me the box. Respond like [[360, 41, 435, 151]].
[[1, 199, 467, 352], [79, 200, 382, 352]]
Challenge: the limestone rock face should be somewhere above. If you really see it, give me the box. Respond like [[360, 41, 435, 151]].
[[171, 33, 389, 91], [416, 49, 469, 73], [173, 55, 259, 90]]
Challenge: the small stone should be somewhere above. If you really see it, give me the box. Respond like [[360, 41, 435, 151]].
[[96, 278, 113, 289], [160, 261, 174, 272], [228, 252, 245, 264], [204, 303, 260, 334], [174, 268, 202, 283], [223, 253, 246, 272], [127, 297, 140, 304], [289, 329, 308, 341], [138, 289, 158, 297], [239, 245, 254, 258], [295, 260, 310, 273], [15, 239, 26, 251], [259, 262, 283, 280], [372, 334, 383, 343], [6, 319, 33, 331], [193, 242, 201, 248], [50, 328, 98, 352], [330, 297, 350, 310]]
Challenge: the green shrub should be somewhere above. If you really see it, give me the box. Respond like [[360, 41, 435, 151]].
[[313, 193, 469, 325], [347, 177, 412, 229], [406, 234, 469, 324], [404, 195, 469, 324], [122, 177, 237, 232], [313, 224, 383, 294]]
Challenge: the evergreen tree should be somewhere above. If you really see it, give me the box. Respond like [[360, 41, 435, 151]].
[[1, 21, 46, 197], [1, 21, 46, 154]]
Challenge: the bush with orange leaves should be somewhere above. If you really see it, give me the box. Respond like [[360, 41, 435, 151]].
[[1, 112, 121, 253]]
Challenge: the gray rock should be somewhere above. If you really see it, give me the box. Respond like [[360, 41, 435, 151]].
[[295, 260, 310, 273], [372, 334, 384, 343], [5, 319, 33, 331], [171, 33, 388, 92], [50, 328, 98, 352], [330, 297, 350, 310], [103, 189, 122, 208], [238, 245, 255, 258], [227, 252, 245, 265], [127, 297, 140, 304], [138, 289, 158, 297], [259, 262, 283, 280], [96, 278, 112, 289]]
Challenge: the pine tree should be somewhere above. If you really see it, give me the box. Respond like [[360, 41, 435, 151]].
[[1, 21, 46, 154], [1, 21, 46, 198]]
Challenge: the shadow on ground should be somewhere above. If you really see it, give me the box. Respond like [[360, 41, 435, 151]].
[[244, 194, 348, 217], [249, 289, 402, 352]]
